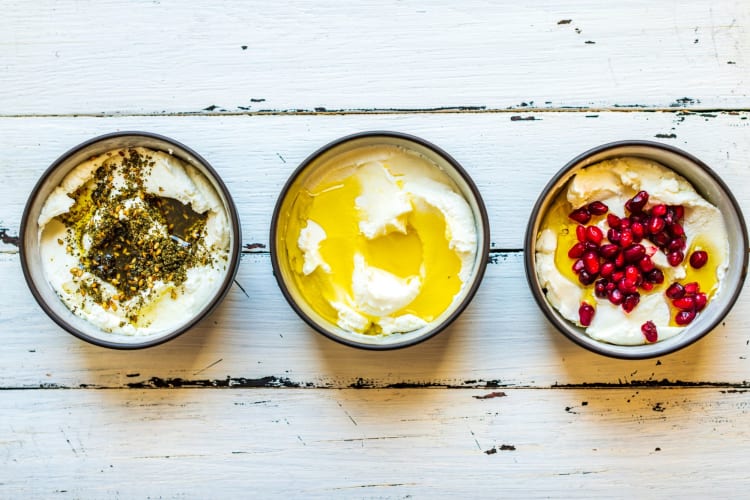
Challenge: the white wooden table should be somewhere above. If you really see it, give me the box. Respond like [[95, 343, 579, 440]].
[[2, 2, 749, 497]]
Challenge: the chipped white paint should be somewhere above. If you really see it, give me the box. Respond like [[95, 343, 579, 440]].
[[2, 388, 750, 497], [2, 1, 750, 496], [0, 1, 747, 115]]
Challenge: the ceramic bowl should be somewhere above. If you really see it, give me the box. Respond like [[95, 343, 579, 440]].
[[20, 131, 241, 349], [271, 131, 490, 349], [525, 140, 748, 358]]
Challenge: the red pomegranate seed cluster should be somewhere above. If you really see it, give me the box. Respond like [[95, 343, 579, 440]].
[[665, 281, 707, 325], [568, 190, 707, 330]]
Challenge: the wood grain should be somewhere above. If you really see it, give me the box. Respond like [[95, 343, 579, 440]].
[[3, 2, 750, 495], [2, 387, 749, 497], [2, 248, 749, 389], [0, 1, 747, 115], [0, 111, 748, 251]]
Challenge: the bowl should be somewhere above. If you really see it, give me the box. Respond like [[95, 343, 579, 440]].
[[270, 131, 490, 349], [20, 131, 241, 349], [525, 140, 748, 358]]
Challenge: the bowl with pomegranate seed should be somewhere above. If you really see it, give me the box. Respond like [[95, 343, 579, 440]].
[[525, 141, 748, 358]]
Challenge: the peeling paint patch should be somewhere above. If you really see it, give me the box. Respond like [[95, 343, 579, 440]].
[[250, 98, 266, 103], [585, 40, 596, 44], [243, 242, 267, 251], [241, 45, 248, 50], [670, 97, 699, 108], [203, 105, 218, 111], [0, 228, 20, 247], [510, 115, 538, 121], [655, 133, 677, 139], [473, 391, 507, 400], [126, 376, 301, 389], [557, 19, 572, 25], [486, 444, 516, 454]]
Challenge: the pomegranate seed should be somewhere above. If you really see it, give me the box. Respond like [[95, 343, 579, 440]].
[[606, 281, 616, 292], [626, 191, 649, 213], [684, 282, 700, 295], [667, 250, 684, 267], [625, 265, 641, 283], [583, 250, 600, 274], [668, 223, 685, 237], [572, 259, 585, 274], [646, 268, 665, 284], [630, 212, 648, 224], [675, 309, 696, 326], [619, 229, 633, 248], [667, 238, 686, 252], [618, 278, 638, 294], [652, 232, 670, 247], [673, 205, 685, 220], [614, 252, 625, 269], [579, 302, 595, 326], [666, 282, 685, 299], [622, 293, 641, 313], [631, 221, 645, 241], [641, 282, 655, 291], [600, 262, 615, 278], [576, 224, 586, 242], [641, 320, 658, 343], [588, 201, 609, 215], [695, 292, 708, 311], [638, 256, 655, 272], [673, 296, 696, 311], [620, 218, 631, 229], [648, 216, 666, 234], [611, 270, 625, 282], [607, 214, 621, 229], [599, 244, 620, 259], [585, 226, 604, 245], [607, 228, 621, 244], [689, 250, 708, 269], [569, 208, 591, 224], [568, 242, 586, 259], [608, 288, 625, 305], [595, 279, 608, 298], [578, 270, 597, 285], [623, 244, 646, 263], [651, 204, 667, 217]]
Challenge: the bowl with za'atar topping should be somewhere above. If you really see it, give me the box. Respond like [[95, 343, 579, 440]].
[[20, 132, 241, 348], [270, 131, 490, 349], [525, 141, 748, 358]]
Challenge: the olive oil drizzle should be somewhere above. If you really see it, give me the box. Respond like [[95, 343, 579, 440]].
[[58, 148, 212, 325]]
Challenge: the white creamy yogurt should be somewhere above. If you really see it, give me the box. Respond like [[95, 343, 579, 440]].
[[536, 157, 729, 345], [293, 146, 478, 336], [38, 147, 230, 336]]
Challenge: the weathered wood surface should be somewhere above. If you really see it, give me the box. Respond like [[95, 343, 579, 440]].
[[0, 1, 747, 115], [3, 388, 750, 497], [2, 1, 750, 497]]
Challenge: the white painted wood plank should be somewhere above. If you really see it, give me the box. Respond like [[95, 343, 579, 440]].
[[0, 111, 748, 251], [1, 1, 747, 115], [2, 249, 749, 389], [1, 388, 748, 497]]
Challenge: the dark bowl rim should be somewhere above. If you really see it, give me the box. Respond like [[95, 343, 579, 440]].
[[524, 139, 749, 359], [270, 130, 491, 350], [19, 131, 242, 350]]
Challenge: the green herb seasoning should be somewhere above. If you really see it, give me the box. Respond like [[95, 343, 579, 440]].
[[58, 148, 214, 326]]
